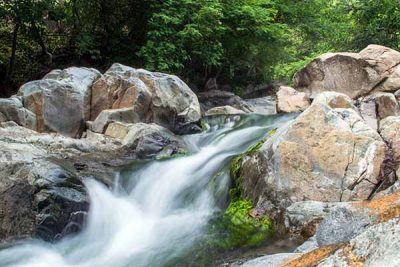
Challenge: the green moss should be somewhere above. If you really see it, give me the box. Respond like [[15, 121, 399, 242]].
[[229, 139, 264, 200], [208, 199, 273, 250], [199, 119, 208, 131], [268, 128, 277, 136]]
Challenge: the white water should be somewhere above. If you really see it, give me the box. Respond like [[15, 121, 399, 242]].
[[0, 114, 294, 267]]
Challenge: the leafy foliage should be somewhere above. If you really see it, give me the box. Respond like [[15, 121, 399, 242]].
[[0, 0, 399, 96]]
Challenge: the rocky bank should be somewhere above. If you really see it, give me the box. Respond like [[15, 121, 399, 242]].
[[0, 44, 400, 266]]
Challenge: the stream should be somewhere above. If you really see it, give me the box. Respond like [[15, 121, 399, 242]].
[[0, 114, 295, 267]]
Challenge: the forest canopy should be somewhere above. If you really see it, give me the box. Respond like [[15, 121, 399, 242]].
[[0, 0, 399, 96]]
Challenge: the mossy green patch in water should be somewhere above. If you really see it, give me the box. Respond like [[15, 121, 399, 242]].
[[208, 199, 273, 250]]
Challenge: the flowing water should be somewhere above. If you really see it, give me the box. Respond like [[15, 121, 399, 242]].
[[0, 114, 295, 267]]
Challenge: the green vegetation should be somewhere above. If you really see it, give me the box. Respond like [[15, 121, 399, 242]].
[[1, 0, 398, 96], [208, 198, 273, 250]]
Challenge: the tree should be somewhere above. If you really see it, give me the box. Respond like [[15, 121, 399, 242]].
[[349, 0, 400, 50], [139, 0, 287, 89]]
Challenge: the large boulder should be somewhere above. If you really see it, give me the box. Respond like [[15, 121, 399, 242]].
[[294, 45, 400, 99], [90, 63, 201, 134], [18, 67, 101, 137], [237, 92, 389, 222], [276, 86, 310, 113]]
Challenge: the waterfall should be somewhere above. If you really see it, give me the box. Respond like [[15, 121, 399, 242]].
[[0, 114, 295, 267]]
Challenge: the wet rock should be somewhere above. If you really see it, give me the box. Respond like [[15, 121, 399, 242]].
[[0, 123, 125, 242], [294, 45, 400, 99], [205, 106, 246, 116], [121, 122, 188, 159], [19, 67, 101, 137], [31, 161, 89, 241], [276, 86, 310, 113], [238, 92, 388, 223]]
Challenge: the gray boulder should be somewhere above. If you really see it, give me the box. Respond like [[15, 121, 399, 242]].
[[19, 67, 101, 137], [90, 63, 201, 134]]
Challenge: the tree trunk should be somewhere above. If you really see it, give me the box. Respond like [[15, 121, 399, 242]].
[[31, 20, 52, 64], [4, 20, 20, 97]]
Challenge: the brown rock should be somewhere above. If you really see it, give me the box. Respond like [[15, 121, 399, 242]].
[[239, 92, 388, 221], [276, 86, 310, 113], [294, 45, 400, 99]]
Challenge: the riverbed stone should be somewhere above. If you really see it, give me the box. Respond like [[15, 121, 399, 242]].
[[121, 122, 187, 159], [276, 86, 310, 113]]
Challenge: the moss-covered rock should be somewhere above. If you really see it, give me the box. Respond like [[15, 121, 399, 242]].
[[209, 199, 273, 250]]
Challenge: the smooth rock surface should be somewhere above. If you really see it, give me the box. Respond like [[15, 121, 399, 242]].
[[318, 217, 400, 267], [276, 86, 310, 113], [19, 67, 101, 137], [90, 63, 201, 134], [239, 92, 388, 223], [294, 45, 400, 99]]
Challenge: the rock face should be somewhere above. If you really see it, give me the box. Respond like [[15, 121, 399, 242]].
[[90, 63, 201, 134], [238, 92, 388, 222], [0, 118, 188, 242], [105, 122, 188, 159], [276, 86, 310, 113], [19, 67, 101, 137], [0, 64, 202, 138], [318, 218, 400, 267], [294, 45, 400, 99]]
